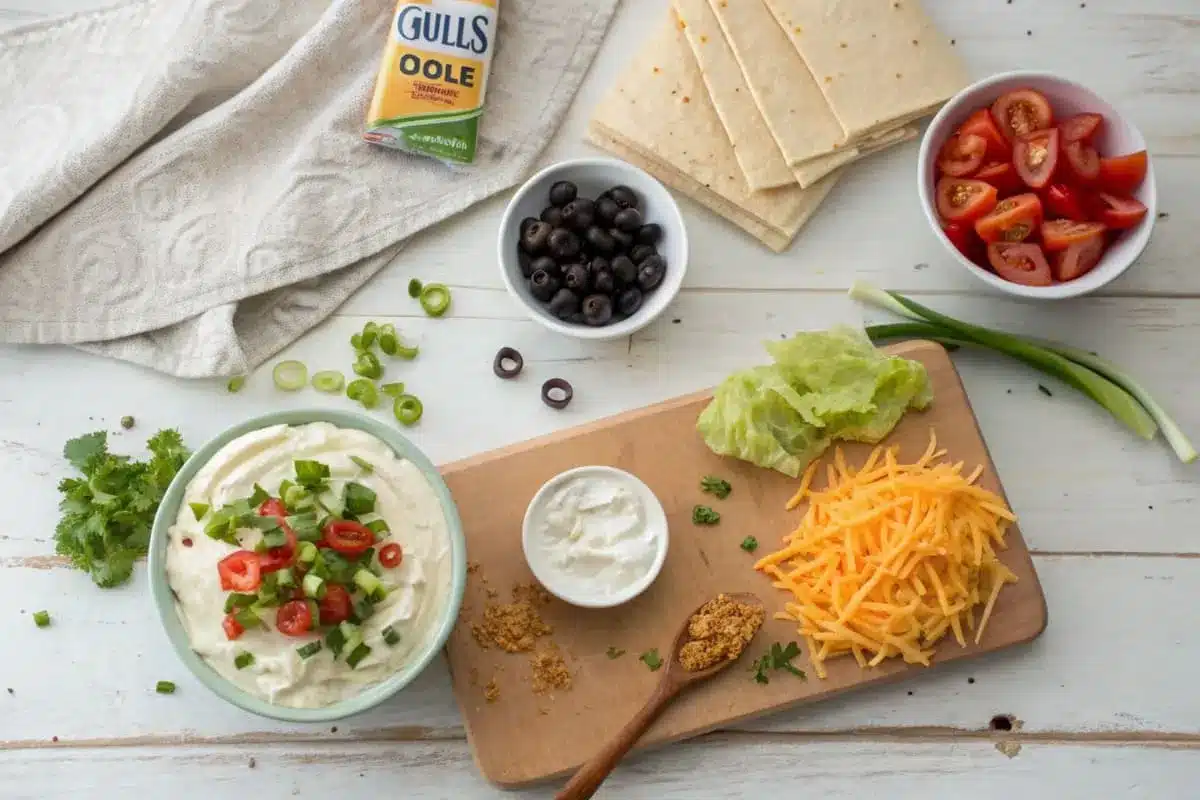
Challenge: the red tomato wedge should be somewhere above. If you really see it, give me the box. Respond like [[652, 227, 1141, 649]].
[[1098, 151, 1148, 195], [1013, 129, 1059, 189], [218, 550, 262, 592], [958, 108, 1011, 160], [1059, 113, 1104, 143], [1053, 234, 1107, 282], [935, 177, 998, 223], [317, 584, 352, 625], [974, 193, 1044, 244], [1043, 183, 1089, 221], [975, 161, 1023, 196], [321, 520, 374, 556], [1041, 220, 1106, 252], [937, 133, 987, 176], [987, 243, 1053, 286], [991, 89, 1054, 143], [379, 542, 404, 569], [275, 600, 314, 637], [1089, 192, 1148, 230], [222, 613, 245, 641], [1062, 140, 1100, 185]]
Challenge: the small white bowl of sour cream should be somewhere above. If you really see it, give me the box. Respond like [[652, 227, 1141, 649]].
[[521, 466, 668, 609]]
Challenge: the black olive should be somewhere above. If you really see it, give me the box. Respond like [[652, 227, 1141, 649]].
[[547, 228, 581, 260], [585, 226, 616, 255], [529, 269, 559, 302], [548, 180, 577, 207], [595, 196, 621, 226], [546, 287, 580, 320], [567, 311, 587, 325], [582, 294, 614, 326], [591, 267, 616, 296], [531, 255, 559, 277], [610, 255, 637, 286], [629, 243, 656, 264], [637, 254, 667, 291], [518, 248, 534, 278], [541, 378, 574, 410], [613, 207, 643, 233], [540, 205, 565, 227], [493, 347, 523, 379], [520, 220, 552, 254], [608, 185, 639, 209], [519, 217, 539, 237], [562, 263, 591, 293], [616, 286, 644, 316], [609, 227, 634, 252], [561, 198, 596, 232], [636, 223, 663, 245], [589, 256, 611, 274]]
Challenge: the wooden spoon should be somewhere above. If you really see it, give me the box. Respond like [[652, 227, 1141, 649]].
[[554, 592, 764, 800]]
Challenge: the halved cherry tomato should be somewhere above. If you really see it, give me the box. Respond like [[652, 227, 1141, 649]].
[[1043, 183, 1089, 221], [318, 584, 352, 625], [1089, 192, 1148, 230], [1058, 112, 1104, 143], [1098, 151, 1148, 195], [1061, 140, 1100, 185], [975, 161, 1023, 196], [1041, 220, 1106, 252], [935, 177, 998, 223], [1013, 128, 1059, 189], [321, 520, 374, 556], [256, 497, 297, 570], [987, 243, 1053, 286], [276, 600, 314, 637], [222, 613, 245, 641], [218, 550, 262, 592], [258, 498, 288, 519], [379, 543, 404, 569], [991, 89, 1054, 143], [1053, 234, 1107, 282], [974, 193, 1044, 244], [937, 133, 987, 177], [958, 108, 1011, 160]]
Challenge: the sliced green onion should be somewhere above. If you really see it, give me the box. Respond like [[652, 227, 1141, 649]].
[[361, 322, 379, 349], [349, 456, 374, 473], [276, 567, 296, 588], [272, 360, 308, 392], [378, 324, 419, 359], [408, 278, 423, 298], [288, 514, 323, 543], [283, 485, 310, 509], [393, 394, 423, 426], [249, 484, 271, 507], [302, 573, 327, 600], [234, 607, 260, 629], [353, 351, 384, 380], [419, 283, 451, 317], [346, 378, 380, 409], [155, 681, 176, 694], [325, 625, 348, 658], [350, 333, 364, 351], [312, 370, 345, 393], [32, 610, 50, 628], [343, 482, 377, 516], [189, 502, 209, 521], [297, 640, 322, 660], [261, 529, 288, 549], [365, 519, 390, 536], [354, 569, 387, 601], [359, 547, 376, 566], [380, 382, 406, 398], [297, 541, 318, 565], [305, 599, 320, 627], [294, 459, 330, 489], [224, 593, 257, 613], [227, 376, 246, 393], [345, 642, 372, 669], [234, 652, 255, 670], [352, 595, 375, 623], [381, 625, 400, 646]]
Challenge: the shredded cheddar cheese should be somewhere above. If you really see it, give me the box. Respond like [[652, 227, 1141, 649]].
[[756, 431, 1018, 679]]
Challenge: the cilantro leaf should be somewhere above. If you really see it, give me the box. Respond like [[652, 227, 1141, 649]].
[[750, 641, 806, 685], [294, 460, 330, 489], [639, 649, 663, 671], [740, 536, 758, 552], [692, 505, 720, 525], [700, 475, 732, 500], [64, 432, 108, 471]]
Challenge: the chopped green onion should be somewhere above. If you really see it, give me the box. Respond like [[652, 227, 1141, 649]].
[[407, 278, 423, 298], [352, 595, 375, 623], [272, 360, 308, 392], [227, 376, 246, 393], [276, 567, 296, 588], [380, 382, 406, 398], [155, 681, 176, 694], [361, 321, 380, 350], [249, 484, 271, 507], [419, 283, 451, 317], [234, 607, 260, 629], [325, 626, 348, 658], [346, 378, 380, 409], [317, 489, 345, 518], [223, 593, 257, 613], [338, 622, 363, 658], [32, 610, 50, 628], [353, 351, 384, 380], [381, 625, 400, 646], [312, 370, 345, 393], [354, 569, 387, 601], [297, 640, 322, 659], [189, 502, 210, 521], [294, 459, 330, 489], [343, 482, 377, 515], [359, 547, 376, 566], [345, 642, 372, 669], [120, 415, 135, 430], [234, 652, 255, 670], [365, 519, 390, 536], [350, 332, 364, 351], [297, 541, 318, 565], [287, 514, 323, 543], [378, 324, 418, 359], [393, 394, 423, 426], [261, 529, 288, 549], [283, 484, 310, 509], [302, 573, 327, 600], [350, 455, 374, 473], [305, 599, 320, 627]]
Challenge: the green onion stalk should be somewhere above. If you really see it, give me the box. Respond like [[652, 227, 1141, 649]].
[[849, 280, 1196, 464]]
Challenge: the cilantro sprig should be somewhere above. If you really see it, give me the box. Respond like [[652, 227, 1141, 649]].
[[639, 648, 663, 671], [751, 641, 807, 684], [700, 475, 731, 500]]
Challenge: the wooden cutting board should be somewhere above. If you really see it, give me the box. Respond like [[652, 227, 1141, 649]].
[[440, 340, 1047, 788]]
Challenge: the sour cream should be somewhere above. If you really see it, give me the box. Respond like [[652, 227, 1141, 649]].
[[522, 466, 668, 607], [165, 422, 452, 709]]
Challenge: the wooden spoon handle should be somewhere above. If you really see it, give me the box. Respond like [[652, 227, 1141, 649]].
[[554, 681, 681, 800]]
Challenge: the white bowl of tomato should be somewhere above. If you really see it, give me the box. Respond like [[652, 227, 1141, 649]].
[[918, 70, 1155, 298]]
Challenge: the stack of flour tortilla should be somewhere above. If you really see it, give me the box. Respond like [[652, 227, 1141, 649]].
[[587, 0, 969, 251]]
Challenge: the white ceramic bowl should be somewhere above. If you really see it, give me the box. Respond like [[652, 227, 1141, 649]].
[[521, 465, 669, 609], [497, 157, 688, 339], [917, 70, 1156, 299]]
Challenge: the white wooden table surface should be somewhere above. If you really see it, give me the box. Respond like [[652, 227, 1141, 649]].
[[2, 1, 1199, 797]]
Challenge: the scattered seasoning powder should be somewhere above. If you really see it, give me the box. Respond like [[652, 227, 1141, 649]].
[[530, 647, 572, 694], [678, 594, 765, 672], [470, 583, 553, 653], [484, 678, 501, 703], [606, 646, 626, 659]]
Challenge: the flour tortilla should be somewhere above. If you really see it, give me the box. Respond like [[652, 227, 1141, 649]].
[[792, 123, 917, 186], [706, 0, 849, 167], [587, 20, 839, 251], [762, 0, 969, 139]]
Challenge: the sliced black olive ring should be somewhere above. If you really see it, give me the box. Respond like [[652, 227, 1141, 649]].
[[541, 378, 574, 410], [493, 347, 524, 379]]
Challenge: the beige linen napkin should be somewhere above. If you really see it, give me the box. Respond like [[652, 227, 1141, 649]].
[[0, 0, 617, 377]]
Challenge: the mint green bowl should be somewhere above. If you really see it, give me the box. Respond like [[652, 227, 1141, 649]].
[[148, 409, 467, 723]]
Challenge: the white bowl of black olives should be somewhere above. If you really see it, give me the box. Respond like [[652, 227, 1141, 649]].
[[498, 157, 688, 338]]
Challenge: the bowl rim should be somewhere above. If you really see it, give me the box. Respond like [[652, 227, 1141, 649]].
[[916, 69, 1157, 300], [147, 408, 468, 723], [520, 464, 669, 609], [496, 155, 689, 339]]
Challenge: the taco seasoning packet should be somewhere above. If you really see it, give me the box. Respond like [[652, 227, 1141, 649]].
[[365, 0, 499, 165]]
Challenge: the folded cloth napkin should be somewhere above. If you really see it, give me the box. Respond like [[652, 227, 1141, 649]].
[[0, 0, 617, 377]]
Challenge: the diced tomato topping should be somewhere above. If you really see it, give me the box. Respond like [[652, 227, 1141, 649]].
[[935, 177, 998, 223], [991, 89, 1054, 143], [379, 543, 404, 569], [974, 193, 1044, 244], [321, 520, 374, 557], [317, 584, 353, 625], [937, 133, 988, 177], [1088, 192, 1148, 230], [987, 243, 1053, 287], [275, 600, 314, 637], [1041, 220, 1107, 252], [1042, 183, 1089, 221], [257, 498, 288, 519], [957, 108, 1011, 160], [1058, 113, 1104, 143], [1013, 129, 1059, 189], [1052, 234, 1107, 282], [218, 550, 262, 592], [256, 497, 297, 570], [222, 613, 245, 641], [1097, 151, 1149, 195], [1061, 140, 1100, 186], [974, 161, 1023, 197]]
